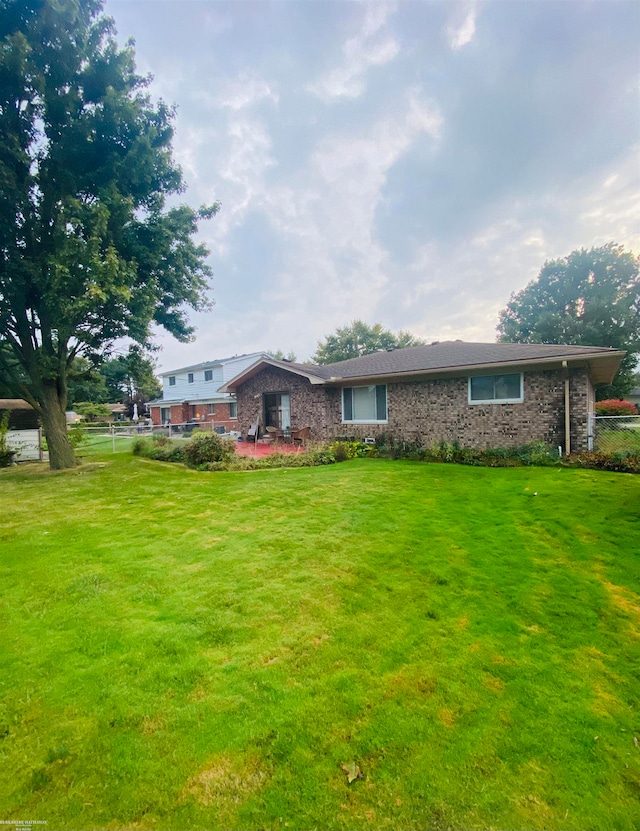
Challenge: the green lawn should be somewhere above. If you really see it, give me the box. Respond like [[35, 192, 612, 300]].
[[1, 454, 639, 830]]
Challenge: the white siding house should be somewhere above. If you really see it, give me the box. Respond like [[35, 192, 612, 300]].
[[149, 352, 271, 428]]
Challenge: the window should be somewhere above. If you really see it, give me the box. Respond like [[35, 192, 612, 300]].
[[342, 385, 387, 423], [229, 402, 237, 418], [469, 373, 523, 404], [168, 376, 176, 386], [264, 393, 291, 429], [204, 369, 213, 382], [188, 372, 194, 384], [208, 404, 215, 415], [160, 407, 170, 425]]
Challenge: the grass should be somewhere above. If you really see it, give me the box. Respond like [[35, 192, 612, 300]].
[[0, 452, 639, 830]]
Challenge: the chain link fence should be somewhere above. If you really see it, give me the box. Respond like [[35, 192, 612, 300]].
[[70, 421, 240, 455], [590, 415, 640, 454]]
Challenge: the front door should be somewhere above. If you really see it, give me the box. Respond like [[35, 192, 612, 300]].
[[264, 393, 291, 429]]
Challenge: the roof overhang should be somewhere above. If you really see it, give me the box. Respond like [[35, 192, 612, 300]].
[[220, 358, 326, 393], [219, 349, 625, 393], [322, 351, 626, 387]]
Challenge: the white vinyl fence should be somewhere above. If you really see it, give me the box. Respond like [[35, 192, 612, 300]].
[[6, 429, 43, 461]]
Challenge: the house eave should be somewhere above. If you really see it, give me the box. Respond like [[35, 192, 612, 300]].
[[220, 358, 326, 393], [322, 351, 626, 387]]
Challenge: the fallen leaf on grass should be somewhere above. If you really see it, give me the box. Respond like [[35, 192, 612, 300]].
[[634, 736, 638, 748], [341, 761, 363, 783]]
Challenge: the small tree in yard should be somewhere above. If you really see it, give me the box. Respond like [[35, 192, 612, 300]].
[[0, 0, 218, 468], [74, 401, 111, 422]]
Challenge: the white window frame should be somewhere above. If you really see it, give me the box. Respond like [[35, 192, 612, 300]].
[[204, 369, 213, 382], [229, 401, 237, 419], [468, 373, 524, 405], [188, 372, 194, 384], [168, 376, 176, 386], [342, 384, 388, 424]]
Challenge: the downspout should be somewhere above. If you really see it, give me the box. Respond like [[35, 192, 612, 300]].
[[563, 360, 570, 456]]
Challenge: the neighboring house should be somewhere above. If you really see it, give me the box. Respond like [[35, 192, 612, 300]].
[[0, 399, 42, 461], [0, 399, 40, 429], [148, 352, 271, 431], [220, 342, 625, 454], [627, 387, 640, 411], [105, 403, 128, 422]]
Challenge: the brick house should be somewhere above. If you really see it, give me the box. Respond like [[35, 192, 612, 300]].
[[148, 352, 270, 431], [220, 342, 625, 454]]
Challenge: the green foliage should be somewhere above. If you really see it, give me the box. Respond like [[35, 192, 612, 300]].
[[330, 440, 376, 461], [312, 320, 425, 364], [67, 422, 88, 450], [132, 436, 185, 463], [209, 449, 336, 471], [0, 0, 218, 468], [497, 243, 640, 399], [568, 450, 640, 474], [0, 409, 14, 466], [74, 402, 112, 422], [183, 432, 236, 469], [101, 345, 161, 407], [374, 438, 560, 468]]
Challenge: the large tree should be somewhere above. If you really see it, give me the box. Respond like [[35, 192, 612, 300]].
[[312, 320, 425, 365], [497, 244, 640, 399], [0, 0, 218, 467]]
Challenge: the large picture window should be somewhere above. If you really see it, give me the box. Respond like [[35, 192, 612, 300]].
[[468, 373, 523, 404], [342, 385, 387, 423]]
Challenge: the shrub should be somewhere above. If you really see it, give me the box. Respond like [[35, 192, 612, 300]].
[[68, 422, 87, 449], [183, 432, 236, 469], [567, 451, 640, 474], [329, 440, 376, 461], [595, 399, 638, 416]]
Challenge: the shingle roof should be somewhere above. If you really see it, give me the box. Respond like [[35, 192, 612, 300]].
[[0, 398, 35, 410], [298, 341, 621, 380], [221, 341, 625, 391]]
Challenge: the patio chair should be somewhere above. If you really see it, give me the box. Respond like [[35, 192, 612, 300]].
[[246, 422, 259, 443], [291, 426, 310, 447], [265, 425, 278, 443]]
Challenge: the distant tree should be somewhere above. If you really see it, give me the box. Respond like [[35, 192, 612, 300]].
[[497, 244, 640, 399], [74, 401, 111, 422], [312, 321, 425, 365], [66, 357, 110, 406], [0, 0, 218, 468], [268, 349, 297, 362], [101, 345, 161, 417], [102, 346, 160, 400]]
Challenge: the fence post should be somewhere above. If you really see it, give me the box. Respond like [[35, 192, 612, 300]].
[[111, 424, 115, 453], [587, 413, 593, 451]]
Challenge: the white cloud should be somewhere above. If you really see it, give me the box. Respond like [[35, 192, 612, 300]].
[[217, 72, 279, 110], [308, 3, 400, 101], [447, 2, 478, 51]]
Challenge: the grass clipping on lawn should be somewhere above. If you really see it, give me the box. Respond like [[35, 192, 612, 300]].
[[0, 454, 639, 830]]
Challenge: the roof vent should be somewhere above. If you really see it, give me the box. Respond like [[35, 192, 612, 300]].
[[431, 340, 440, 346]]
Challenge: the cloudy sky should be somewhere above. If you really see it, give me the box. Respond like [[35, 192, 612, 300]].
[[105, 0, 640, 372]]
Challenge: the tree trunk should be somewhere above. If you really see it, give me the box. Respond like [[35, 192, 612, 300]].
[[40, 386, 77, 470]]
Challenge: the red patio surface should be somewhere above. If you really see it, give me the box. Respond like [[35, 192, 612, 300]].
[[233, 439, 303, 457]]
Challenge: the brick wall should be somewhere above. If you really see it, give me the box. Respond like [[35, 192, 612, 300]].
[[150, 401, 237, 431], [236, 366, 593, 450]]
